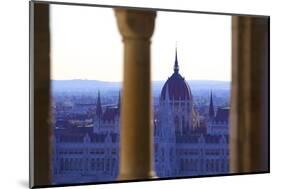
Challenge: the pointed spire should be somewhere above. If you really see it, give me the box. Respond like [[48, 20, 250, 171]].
[[96, 90, 102, 118], [174, 46, 179, 73], [209, 90, 215, 118]]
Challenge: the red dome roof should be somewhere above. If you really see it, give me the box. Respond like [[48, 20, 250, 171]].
[[160, 72, 192, 101], [160, 48, 192, 101]]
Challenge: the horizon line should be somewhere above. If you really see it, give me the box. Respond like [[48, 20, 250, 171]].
[[51, 79, 231, 82]]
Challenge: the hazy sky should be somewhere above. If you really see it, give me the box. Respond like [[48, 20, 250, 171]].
[[50, 5, 231, 81]]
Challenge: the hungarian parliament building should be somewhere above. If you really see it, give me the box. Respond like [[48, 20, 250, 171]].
[[52, 50, 230, 184]]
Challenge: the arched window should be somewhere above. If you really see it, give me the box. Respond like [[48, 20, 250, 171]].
[[79, 159, 82, 171], [69, 159, 72, 171], [180, 159, 184, 172], [206, 159, 209, 172], [106, 158, 110, 171], [201, 159, 204, 172], [182, 116, 185, 134], [91, 159, 94, 170], [60, 158, 64, 171], [221, 159, 225, 171], [101, 159, 104, 171], [111, 158, 115, 172], [86, 159, 89, 171], [65, 159, 68, 171], [75, 159, 78, 171], [174, 116, 180, 135], [97, 158, 100, 171]]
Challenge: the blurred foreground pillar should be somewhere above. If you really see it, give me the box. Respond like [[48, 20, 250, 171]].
[[230, 16, 269, 173], [30, 1, 52, 187], [114, 9, 157, 180]]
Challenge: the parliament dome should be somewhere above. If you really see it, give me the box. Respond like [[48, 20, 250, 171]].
[[160, 49, 192, 101]]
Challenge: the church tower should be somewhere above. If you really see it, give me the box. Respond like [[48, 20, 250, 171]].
[[209, 90, 215, 119], [93, 91, 103, 133], [96, 91, 103, 119], [159, 48, 194, 136], [156, 48, 196, 177]]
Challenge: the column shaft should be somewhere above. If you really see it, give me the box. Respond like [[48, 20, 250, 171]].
[[30, 2, 52, 187], [114, 9, 156, 180], [230, 16, 269, 173]]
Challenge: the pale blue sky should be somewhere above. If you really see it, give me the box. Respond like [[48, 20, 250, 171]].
[[50, 5, 231, 81]]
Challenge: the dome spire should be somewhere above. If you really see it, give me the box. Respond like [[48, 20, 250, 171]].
[[174, 46, 179, 73]]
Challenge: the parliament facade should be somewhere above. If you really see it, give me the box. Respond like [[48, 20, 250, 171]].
[[52, 50, 229, 184]]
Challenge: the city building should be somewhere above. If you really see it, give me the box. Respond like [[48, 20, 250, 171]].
[[154, 49, 229, 177], [52, 92, 120, 184], [52, 49, 229, 184]]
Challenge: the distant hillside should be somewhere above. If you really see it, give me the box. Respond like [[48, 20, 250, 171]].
[[51, 80, 230, 93], [52, 80, 121, 92]]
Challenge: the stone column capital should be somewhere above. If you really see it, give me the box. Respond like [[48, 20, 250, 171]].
[[114, 8, 156, 40]]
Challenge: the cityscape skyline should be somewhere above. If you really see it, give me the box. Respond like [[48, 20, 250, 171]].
[[50, 6, 231, 183], [52, 51, 230, 184]]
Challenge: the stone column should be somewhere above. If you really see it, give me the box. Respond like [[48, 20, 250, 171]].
[[30, 2, 52, 187], [114, 9, 157, 180], [230, 16, 269, 173]]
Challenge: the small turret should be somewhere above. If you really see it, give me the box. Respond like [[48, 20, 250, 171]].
[[96, 91, 103, 119]]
